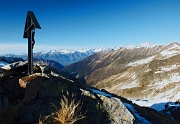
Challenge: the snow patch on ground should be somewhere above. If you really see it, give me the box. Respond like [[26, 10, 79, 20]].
[[131, 100, 167, 111], [132, 99, 180, 112], [155, 65, 180, 74], [131, 88, 180, 111], [148, 73, 180, 89], [90, 89, 112, 97], [149, 79, 170, 89], [119, 81, 139, 90], [172, 91, 180, 101], [127, 56, 155, 66], [169, 73, 180, 82], [160, 44, 180, 59], [124, 103, 151, 124]]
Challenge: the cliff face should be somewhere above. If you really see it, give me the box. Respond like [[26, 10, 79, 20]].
[[0, 61, 177, 124]]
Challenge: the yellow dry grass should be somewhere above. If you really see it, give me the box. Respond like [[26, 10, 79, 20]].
[[52, 93, 85, 124], [39, 92, 85, 124]]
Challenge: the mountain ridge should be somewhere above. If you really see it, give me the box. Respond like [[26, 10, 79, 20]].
[[2, 47, 110, 66], [2, 42, 163, 66]]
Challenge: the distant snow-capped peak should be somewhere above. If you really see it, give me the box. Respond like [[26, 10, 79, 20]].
[[37, 47, 109, 55], [128, 42, 159, 49], [113, 42, 160, 50], [48, 49, 75, 54], [137, 42, 158, 48]]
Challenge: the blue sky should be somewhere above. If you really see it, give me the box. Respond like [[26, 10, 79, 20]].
[[0, 0, 180, 54]]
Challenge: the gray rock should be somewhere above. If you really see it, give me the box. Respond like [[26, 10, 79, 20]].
[[101, 96, 136, 124], [81, 89, 137, 124], [19, 73, 43, 104]]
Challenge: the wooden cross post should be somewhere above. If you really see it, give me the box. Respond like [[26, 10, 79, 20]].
[[23, 11, 41, 75]]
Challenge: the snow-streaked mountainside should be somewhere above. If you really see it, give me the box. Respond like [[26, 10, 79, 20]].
[[62, 42, 180, 112]]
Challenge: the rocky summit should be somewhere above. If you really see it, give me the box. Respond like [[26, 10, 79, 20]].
[[0, 61, 177, 124]]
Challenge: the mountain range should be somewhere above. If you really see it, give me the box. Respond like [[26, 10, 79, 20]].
[[62, 42, 180, 112], [3, 43, 158, 66], [31, 42, 161, 66], [3, 47, 109, 66]]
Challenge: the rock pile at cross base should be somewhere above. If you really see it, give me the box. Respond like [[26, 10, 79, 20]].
[[0, 61, 178, 124]]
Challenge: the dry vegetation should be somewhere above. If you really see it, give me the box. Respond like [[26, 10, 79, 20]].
[[52, 94, 85, 124], [40, 92, 85, 124]]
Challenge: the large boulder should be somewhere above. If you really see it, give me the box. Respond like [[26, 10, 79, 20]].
[[19, 73, 43, 104], [81, 89, 137, 124], [101, 96, 136, 124]]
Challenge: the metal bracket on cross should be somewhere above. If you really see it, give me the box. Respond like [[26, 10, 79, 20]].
[[23, 11, 41, 75]]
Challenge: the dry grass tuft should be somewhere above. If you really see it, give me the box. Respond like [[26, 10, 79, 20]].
[[51, 92, 85, 124], [38, 119, 43, 124]]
